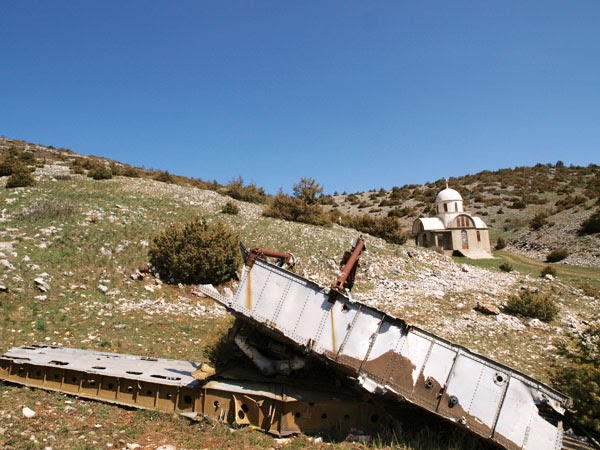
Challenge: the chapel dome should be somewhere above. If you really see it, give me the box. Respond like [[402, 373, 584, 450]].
[[435, 188, 463, 203]]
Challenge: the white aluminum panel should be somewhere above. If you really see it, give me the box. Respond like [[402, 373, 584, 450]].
[[337, 308, 383, 364], [270, 281, 318, 337], [523, 413, 562, 450], [247, 265, 287, 322], [398, 331, 432, 386], [421, 343, 457, 387], [493, 378, 534, 448], [467, 364, 507, 431], [314, 299, 359, 356], [366, 320, 405, 359], [290, 288, 331, 346]]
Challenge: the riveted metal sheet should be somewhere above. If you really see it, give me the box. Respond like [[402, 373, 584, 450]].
[[198, 254, 570, 450]]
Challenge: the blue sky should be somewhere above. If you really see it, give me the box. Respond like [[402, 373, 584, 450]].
[[1, 1, 598, 194]]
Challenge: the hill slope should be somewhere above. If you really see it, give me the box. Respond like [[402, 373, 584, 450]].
[[0, 136, 599, 448]]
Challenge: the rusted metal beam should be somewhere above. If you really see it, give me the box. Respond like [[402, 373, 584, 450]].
[[245, 247, 296, 270], [332, 237, 365, 294]]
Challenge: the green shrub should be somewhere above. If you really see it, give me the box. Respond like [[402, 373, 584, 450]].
[[579, 209, 600, 235], [495, 237, 507, 250], [263, 193, 332, 227], [540, 265, 556, 278], [499, 262, 513, 272], [0, 158, 19, 176], [149, 217, 241, 285], [221, 201, 240, 215], [122, 166, 140, 178], [341, 214, 408, 245], [88, 163, 113, 180], [154, 170, 174, 184], [552, 323, 600, 434], [529, 212, 548, 230], [5, 166, 35, 188], [224, 177, 267, 204], [546, 248, 568, 262], [505, 290, 559, 322]]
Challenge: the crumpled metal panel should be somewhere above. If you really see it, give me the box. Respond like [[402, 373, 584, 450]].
[[200, 257, 570, 450]]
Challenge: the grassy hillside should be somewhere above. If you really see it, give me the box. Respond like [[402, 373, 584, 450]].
[[0, 137, 599, 449]]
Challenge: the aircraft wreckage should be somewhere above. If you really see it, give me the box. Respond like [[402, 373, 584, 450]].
[[1, 238, 578, 449]]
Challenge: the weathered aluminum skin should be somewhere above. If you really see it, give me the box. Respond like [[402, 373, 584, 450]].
[[199, 258, 570, 450], [0, 345, 387, 436]]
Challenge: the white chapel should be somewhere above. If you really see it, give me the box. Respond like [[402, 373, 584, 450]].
[[411, 185, 492, 259]]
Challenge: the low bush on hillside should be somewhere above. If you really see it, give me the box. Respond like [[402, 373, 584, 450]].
[[552, 323, 600, 434], [556, 194, 588, 212], [263, 193, 332, 227], [499, 262, 513, 272], [121, 166, 140, 178], [154, 170, 174, 184], [546, 248, 568, 262], [529, 212, 548, 230], [579, 209, 600, 235], [339, 214, 408, 245], [149, 217, 241, 285], [540, 265, 557, 278], [88, 163, 113, 180], [224, 177, 267, 204], [221, 201, 240, 215], [495, 237, 507, 250], [5, 165, 35, 188], [505, 290, 559, 322]]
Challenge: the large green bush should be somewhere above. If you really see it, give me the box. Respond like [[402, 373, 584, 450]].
[[344, 214, 407, 245], [224, 177, 267, 204], [552, 323, 600, 434], [149, 218, 241, 285], [505, 290, 559, 322], [5, 165, 35, 188], [263, 193, 332, 227], [87, 163, 113, 180]]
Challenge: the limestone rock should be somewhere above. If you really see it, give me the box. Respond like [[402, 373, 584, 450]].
[[34, 278, 50, 292], [475, 302, 500, 315]]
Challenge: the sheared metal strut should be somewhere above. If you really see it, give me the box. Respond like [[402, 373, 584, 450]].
[[0, 345, 387, 437], [198, 238, 572, 450]]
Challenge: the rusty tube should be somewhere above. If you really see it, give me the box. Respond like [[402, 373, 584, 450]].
[[332, 238, 365, 292], [246, 247, 296, 268]]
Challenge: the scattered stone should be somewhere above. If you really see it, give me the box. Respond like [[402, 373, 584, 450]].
[[461, 264, 470, 272], [475, 302, 500, 315], [529, 319, 549, 330], [126, 444, 141, 450], [22, 406, 36, 418], [0, 284, 8, 293], [34, 295, 47, 301], [496, 314, 526, 331], [544, 274, 554, 281], [34, 278, 50, 292], [223, 287, 234, 299], [155, 446, 176, 450], [98, 285, 109, 294], [130, 269, 144, 281], [144, 285, 155, 293], [1, 259, 15, 270]]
